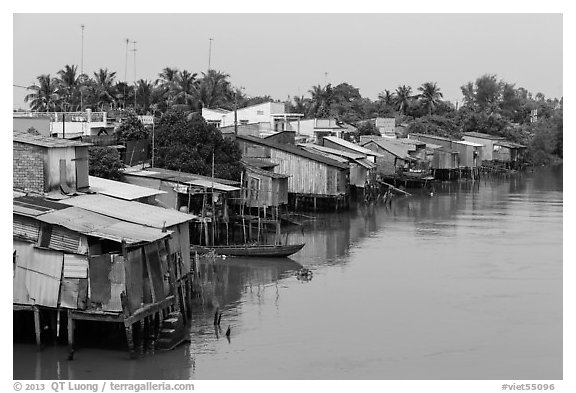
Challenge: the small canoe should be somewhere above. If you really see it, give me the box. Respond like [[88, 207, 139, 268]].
[[192, 243, 305, 258]]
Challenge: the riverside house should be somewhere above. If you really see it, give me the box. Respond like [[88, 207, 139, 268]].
[[13, 132, 195, 358], [235, 135, 350, 210]]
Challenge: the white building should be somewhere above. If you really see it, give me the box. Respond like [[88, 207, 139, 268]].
[[202, 102, 303, 134], [13, 109, 111, 139]]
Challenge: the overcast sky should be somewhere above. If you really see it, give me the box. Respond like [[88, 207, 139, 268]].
[[12, 13, 562, 110]]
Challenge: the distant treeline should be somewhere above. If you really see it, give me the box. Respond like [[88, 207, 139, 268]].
[[22, 66, 562, 165]]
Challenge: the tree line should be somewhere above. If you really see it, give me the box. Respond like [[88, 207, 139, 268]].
[[23, 65, 562, 165]]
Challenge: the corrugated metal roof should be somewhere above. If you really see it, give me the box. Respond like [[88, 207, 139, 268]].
[[59, 194, 195, 228], [299, 146, 350, 164], [237, 135, 350, 169], [354, 158, 378, 170], [494, 140, 527, 149], [124, 167, 239, 186], [37, 206, 174, 244], [323, 136, 385, 157], [362, 139, 415, 160], [184, 179, 240, 192], [13, 131, 91, 148], [452, 140, 484, 147], [301, 143, 365, 160], [409, 133, 453, 142], [13, 196, 70, 217], [462, 132, 505, 140], [89, 176, 166, 200]]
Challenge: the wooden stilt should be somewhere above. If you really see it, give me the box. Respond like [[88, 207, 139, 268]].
[[67, 310, 74, 359], [138, 320, 145, 356], [33, 306, 41, 349], [125, 324, 137, 359]]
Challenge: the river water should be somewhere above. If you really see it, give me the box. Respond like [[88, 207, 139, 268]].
[[13, 166, 563, 380]]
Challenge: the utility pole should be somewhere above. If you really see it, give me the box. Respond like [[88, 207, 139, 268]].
[[208, 38, 213, 70], [81, 25, 85, 75], [80, 24, 85, 111], [132, 40, 137, 110], [234, 90, 238, 136], [124, 38, 129, 109]]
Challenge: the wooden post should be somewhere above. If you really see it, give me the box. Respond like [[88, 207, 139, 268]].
[[138, 320, 145, 356], [33, 306, 41, 349], [67, 310, 74, 359], [121, 292, 137, 359]]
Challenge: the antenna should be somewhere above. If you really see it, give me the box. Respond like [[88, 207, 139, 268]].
[[131, 40, 137, 108], [208, 38, 214, 70], [124, 38, 129, 109], [81, 25, 85, 75]]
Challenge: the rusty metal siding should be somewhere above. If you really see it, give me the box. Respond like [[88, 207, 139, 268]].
[[13, 240, 63, 308], [48, 226, 82, 254], [13, 214, 40, 242], [63, 254, 88, 278]]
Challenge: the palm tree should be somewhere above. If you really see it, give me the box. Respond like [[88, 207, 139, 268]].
[[196, 69, 233, 109], [24, 74, 61, 112], [92, 68, 117, 110], [308, 84, 333, 117], [291, 95, 310, 115], [57, 64, 81, 111], [114, 81, 134, 110], [155, 67, 179, 106], [172, 70, 198, 111], [393, 85, 413, 115], [135, 79, 155, 114], [417, 82, 443, 116], [378, 89, 395, 107]]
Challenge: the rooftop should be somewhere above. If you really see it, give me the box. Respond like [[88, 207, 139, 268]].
[[36, 206, 172, 245], [88, 176, 166, 201], [237, 135, 349, 170], [361, 138, 416, 161], [408, 133, 454, 142], [452, 140, 484, 147], [323, 136, 385, 157], [59, 193, 196, 228], [13, 131, 92, 148], [494, 140, 527, 149], [462, 132, 506, 140], [124, 167, 240, 186]]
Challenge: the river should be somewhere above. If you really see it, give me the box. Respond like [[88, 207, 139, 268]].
[[13, 166, 563, 380]]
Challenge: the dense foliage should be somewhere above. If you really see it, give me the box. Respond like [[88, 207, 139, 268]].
[[23, 64, 562, 166], [115, 110, 149, 142], [88, 146, 124, 180], [154, 110, 243, 180]]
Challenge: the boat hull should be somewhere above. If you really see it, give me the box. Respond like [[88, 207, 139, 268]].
[[192, 244, 305, 258]]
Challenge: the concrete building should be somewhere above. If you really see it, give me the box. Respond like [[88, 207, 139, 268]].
[[202, 102, 304, 134], [13, 131, 92, 195]]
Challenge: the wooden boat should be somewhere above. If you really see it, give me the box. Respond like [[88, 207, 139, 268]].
[[192, 243, 305, 258]]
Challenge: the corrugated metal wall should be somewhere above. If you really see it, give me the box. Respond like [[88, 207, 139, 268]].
[[48, 226, 84, 254], [13, 214, 40, 242], [13, 240, 63, 307], [271, 150, 330, 195]]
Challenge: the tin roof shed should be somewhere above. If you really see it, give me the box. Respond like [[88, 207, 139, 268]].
[[59, 194, 197, 228]]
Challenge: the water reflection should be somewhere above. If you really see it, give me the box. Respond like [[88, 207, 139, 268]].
[[13, 166, 563, 380]]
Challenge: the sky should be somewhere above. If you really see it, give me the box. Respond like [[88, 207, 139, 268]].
[[12, 13, 563, 110]]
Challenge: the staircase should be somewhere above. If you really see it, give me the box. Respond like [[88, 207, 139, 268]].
[[155, 311, 188, 351]]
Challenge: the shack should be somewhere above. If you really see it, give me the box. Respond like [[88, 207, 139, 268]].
[[432, 148, 461, 180], [242, 162, 289, 209], [13, 193, 196, 359], [321, 136, 384, 164], [462, 131, 506, 162], [360, 137, 417, 176], [13, 130, 91, 194], [235, 135, 350, 211], [493, 140, 527, 169], [301, 143, 377, 189]]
